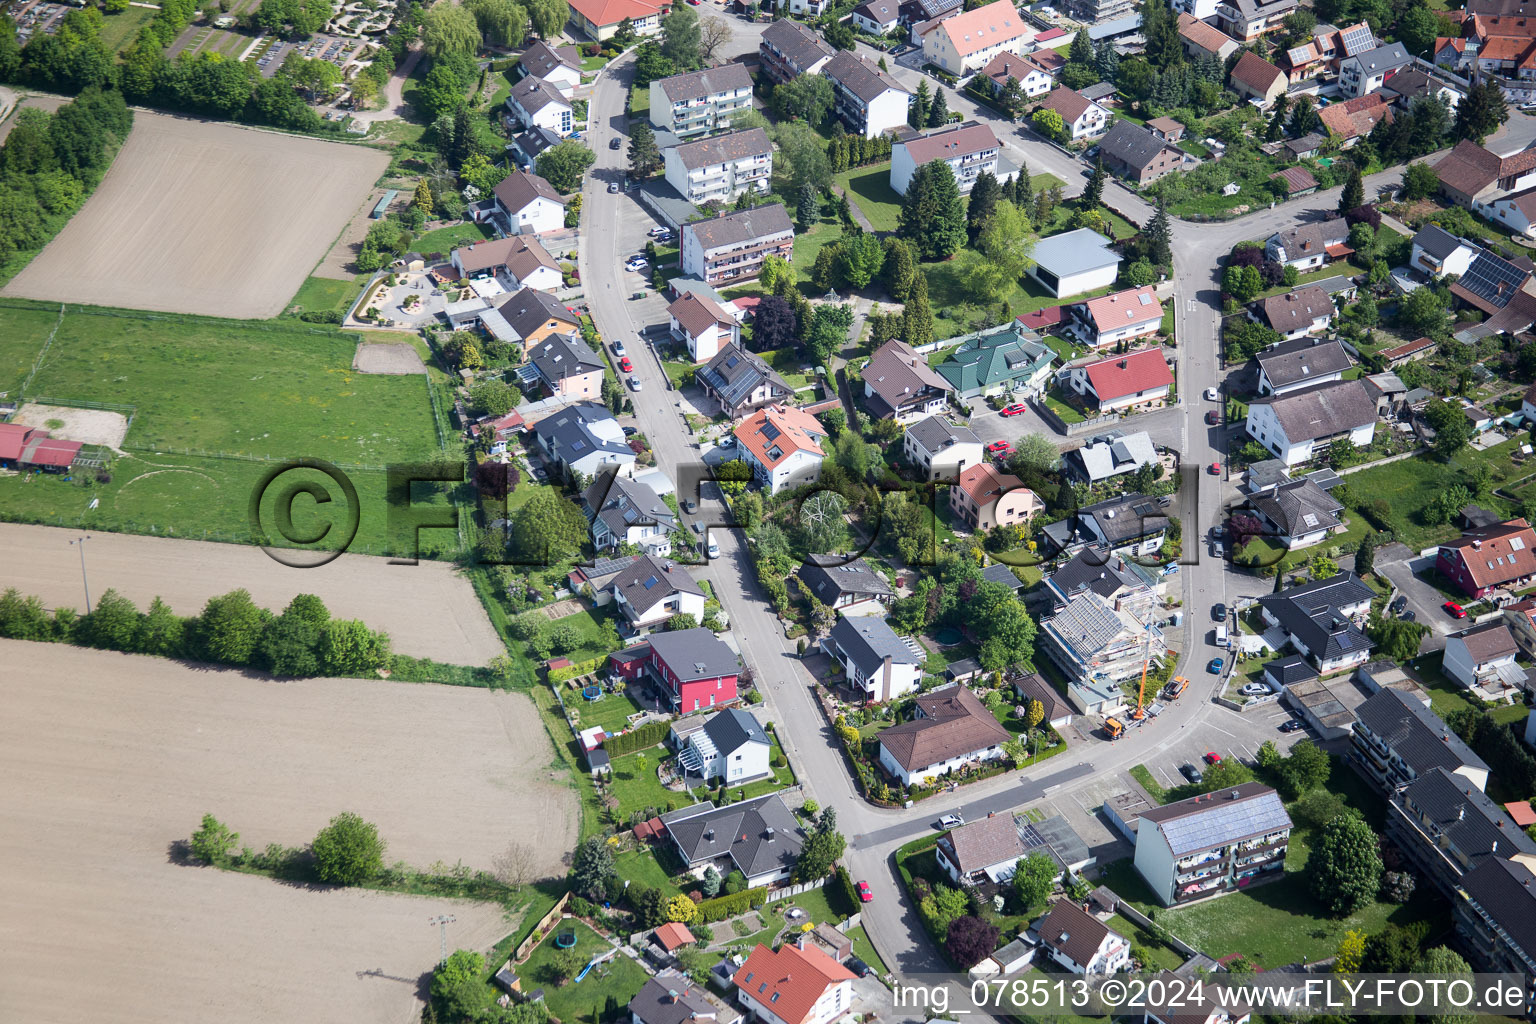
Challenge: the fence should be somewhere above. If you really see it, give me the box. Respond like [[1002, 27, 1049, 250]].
[[1029, 396, 1125, 437], [763, 875, 829, 904], [1111, 900, 1200, 959], [514, 891, 573, 962]]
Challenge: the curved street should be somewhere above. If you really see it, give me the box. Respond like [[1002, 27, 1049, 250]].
[[574, 42, 1427, 1000]]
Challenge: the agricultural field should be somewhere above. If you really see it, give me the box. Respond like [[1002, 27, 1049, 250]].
[[0, 640, 577, 1024], [2, 113, 388, 318]]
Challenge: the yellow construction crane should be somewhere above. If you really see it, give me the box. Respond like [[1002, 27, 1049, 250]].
[[1129, 625, 1153, 721]]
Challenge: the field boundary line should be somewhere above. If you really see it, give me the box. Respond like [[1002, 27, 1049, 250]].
[[16, 302, 65, 398]]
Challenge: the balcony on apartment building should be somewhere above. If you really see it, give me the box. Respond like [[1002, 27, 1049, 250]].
[[1175, 849, 1227, 871], [1235, 846, 1287, 869], [1175, 876, 1227, 901], [1236, 830, 1289, 853]]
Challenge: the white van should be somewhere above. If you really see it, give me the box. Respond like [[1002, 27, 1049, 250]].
[[1215, 625, 1229, 648]]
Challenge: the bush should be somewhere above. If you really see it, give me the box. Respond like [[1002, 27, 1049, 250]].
[[311, 811, 386, 886], [550, 657, 604, 683], [605, 719, 669, 756], [695, 886, 768, 922]]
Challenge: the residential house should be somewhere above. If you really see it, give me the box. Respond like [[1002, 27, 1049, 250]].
[[649, 64, 754, 138], [1255, 337, 1352, 395], [733, 404, 828, 494], [495, 286, 583, 355], [852, 0, 901, 34], [665, 794, 804, 887], [529, 333, 606, 399], [1071, 286, 1164, 349], [697, 343, 794, 419], [1062, 430, 1159, 485], [1504, 597, 1536, 657], [1256, 571, 1375, 673], [1038, 87, 1111, 140], [1284, 131, 1327, 159], [758, 20, 834, 84], [1027, 228, 1122, 297], [1453, 857, 1536, 1009], [732, 941, 856, 1024], [1172, 0, 1220, 23], [1435, 518, 1536, 598], [1338, 42, 1412, 97], [678, 707, 772, 784], [1146, 116, 1185, 143], [933, 321, 1055, 398], [1215, 0, 1298, 41], [903, 415, 985, 481], [481, 168, 568, 236], [796, 555, 896, 617], [900, 0, 962, 32], [1445, 621, 1527, 706], [1035, 901, 1132, 974], [1098, 120, 1185, 185], [1265, 218, 1350, 271], [630, 970, 743, 1024], [863, 339, 953, 421], [662, 128, 773, 205], [450, 235, 559, 294], [822, 50, 912, 138], [951, 463, 1041, 531], [605, 558, 708, 632], [1411, 224, 1480, 278], [610, 626, 737, 709], [1388, 766, 1536, 900], [1433, 138, 1536, 209], [507, 124, 563, 169], [584, 473, 678, 556], [1523, 381, 1536, 422], [877, 684, 1014, 787], [1177, 12, 1240, 62], [1448, 246, 1536, 325], [1433, 35, 1471, 69], [1351, 687, 1492, 793], [891, 121, 1004, 195], [1381, 66, 1466, 111], [1068, 349, 1175, 413], [1228, 51, 1288, 105], [1245, 379, 1378, 466], [978, 52, 1055, 99], [1042, 543, 1159, 622], [1041, 590, 1165, 712], [1133, 783, 1292, 905], [822, 614, 923, 702], [681, 204, 795, 286], [934, 814, 1028, 884], [1247, 477, 1346, 549], [1013, 672, 1076, 728], [1078, 491, 1168, 557], [1317, 91, 1394, 147], [668, 289, 741, 363], [919, 0, 1033, 75], [1484, 185, 1536, 238], [519, 40, 582, 96], [1253, 290, 1339, 345], [566, 0, 663, 40], [531, 402, 637, 479], [506, 75, 574, 136]]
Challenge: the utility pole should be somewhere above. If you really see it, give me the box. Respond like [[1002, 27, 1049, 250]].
[[428, 915, 456, 966], [70, 535, 92, 612]]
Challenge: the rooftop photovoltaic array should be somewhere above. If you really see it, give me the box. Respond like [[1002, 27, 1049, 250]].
[[1156, 790, 1291, 855], [1339, 23, 1373, 55], [1459, 251, 1527, 308]]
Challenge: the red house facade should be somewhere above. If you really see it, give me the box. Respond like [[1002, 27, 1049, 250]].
[[1435, 519, 1536, 598], [608, 627, 740, 714]]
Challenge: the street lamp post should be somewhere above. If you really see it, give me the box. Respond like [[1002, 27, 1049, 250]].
[[69, 535, 92, 612]]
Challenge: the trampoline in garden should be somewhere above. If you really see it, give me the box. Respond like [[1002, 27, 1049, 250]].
[[933, 628, 964, 647], [555, 930, 577, 949], [582, 685, 602, 700]]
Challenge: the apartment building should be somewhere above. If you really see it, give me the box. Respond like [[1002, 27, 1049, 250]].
[[758, 19, 834, 84], [1385, 766, 1536, 899], [505, 75, 574, 136], [680, 204, 795, 285], [822, 50, 912, 138], [1351, 687, 1492, 795], [890, 121, 1004, 195], [1453, 857, 1536, 1013], [662, 128, 773, 205], [1214, 0, 1298, 40], [648, 63, 754, 137], [920, 0, 1033, 74], [1133, 783, 1292, 905]]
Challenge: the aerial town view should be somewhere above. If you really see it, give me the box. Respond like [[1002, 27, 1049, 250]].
[[8, 0, 1536, 1019]]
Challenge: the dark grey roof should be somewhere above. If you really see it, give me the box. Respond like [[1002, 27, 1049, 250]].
[[611, 556, 708, 617], [1457, 248, 1531, 309], [530, 332, 604, 383], [824, 50, 909, 103], [697, 343, 791, 412], [1048, 545, 1145, 601], [827, 614, 922, 674], [1250, 379, 1378, 443], [1139, 783, 1292, 856], [1264, 653, 1318, 687], [1246, 459, 1291, 492], [1284, 131, 1327, 156], [702, 707, 770, 756], [760, 19, 834, 70], [1413, 224, 1468, 261], [584, 473, 676, 539], [653, 62, 753, 104], [1100, 120, 1177, 172], [497, 286, 581, 339], [852, 0, 899, 22], [512, 125, 564, 162], [797, 554, 894, 603], [1256, 571, 1375, 664], [667, 128, 771, 170], [1066, 430, 1157, 482], [683, 205, 794, 253], [1079, 492, 1167, 545], [510, 74, 568, 114], [911, 0, 962, 18], [1270, 218, 1349, 260], [1079, 81, 1117, 100], [982, 563, 1025, 589], [520, 40, 580, 78], [532, 401, 633, 463], [905, 415, 980, 455], [1346, 40, 1411, 72], [661, 792, 804, 878], [629, 971, 723, 1024], [1249, 477, 1344, 537], [1399, 766, 1536, 875], [646, 626, 737, 680], [1461, 857, 1536, 963], [1355, 688, 1490, 778]]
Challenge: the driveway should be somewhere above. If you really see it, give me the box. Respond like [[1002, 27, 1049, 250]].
[[1375, 545, 1456, 650]]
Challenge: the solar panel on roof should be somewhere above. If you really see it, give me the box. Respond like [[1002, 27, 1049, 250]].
[[1459, 252, 1527, 307], [643, 575, 660, 589], [1138, 292, 1152, 305], [1340, 24, 1373, 54]]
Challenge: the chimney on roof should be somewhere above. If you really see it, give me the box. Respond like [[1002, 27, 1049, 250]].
[[1119, 360, 1128, 369], [668, 990, 681, 1004], [766, 827, 776, 842], [705, 827, 715, 841]]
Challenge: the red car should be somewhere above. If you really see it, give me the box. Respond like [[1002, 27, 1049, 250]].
[[857, 880, 873, 903], [1209, 461, 1222, 475], [987, 440, 1011, 455], [1444, 600, 1468, 619], [1205, 411, 1220, 425], [1001, 403, 1027, 417], [1203, 751, 1222, 765], [619, 357, 633, 372]]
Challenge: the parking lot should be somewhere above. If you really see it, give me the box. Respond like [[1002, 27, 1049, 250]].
[[1124, 698, 1306, 793]]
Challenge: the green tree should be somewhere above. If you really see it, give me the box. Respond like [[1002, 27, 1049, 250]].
[[257, 593, 330, 676], [1338, 165, 1364, 214], [898, 160, 967, 259], [509, 489, 591, 564], [318, 619, 390, 676], [838, 230, 885, 288], [793, 812, 846, 881], [660, 3, 701, 69], [1145, 193, 1173, 266], [419, 62, 467, 119], [968, 198, 1033, 302], [882, 236, 918, 302], [136, 597, 186, 657], [920, 883, 971, 934], [773, 73, 834, 125], [927, 86, 949, 127], [1365, 616, 1429, 663], [909, 80, 930, 130], [78, 587, 140, 651], [1414, 947, 1475, 1024], [527, 0, 567, 39], [1425, 397, 1471, 458], [470, 379, 518, 416], [189, 813, 239, 865], [1007, 432, 1060, 474], [572, 835, 614, 897], [1455, 78, 1508, 143], [1354, 530, 1377, 577], [966, 169, 1001, 240], [1402, 160, 1439, 200], [1309, 811, 1382, 914], [1201, 758, 1255, 792], [901, 272, 934, 348], [1011, 851, 1058, 910], [1031, 107, 1066, 142], [422, 3, 481, 57], [1082, 159, 1106, 209], [536, 140, 596, 193], [628, 122, 661, 176], [432, 948, 488, 1020], [195, 589, 269, 665], [465, 0, 528, 46], [311, 811, 386, 885]]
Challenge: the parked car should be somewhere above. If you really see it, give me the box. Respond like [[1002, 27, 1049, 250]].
[[683, 498, 696, 512], [1001, 403, 1027, 417], [1209, 461, 1222, 475], [1443, 600, 1467, 619], [622, 426, 638, 436], [625, 257, 648, 272], [607, 182, 619, 193], [609, 137, 621, 150], [1206, 410, 1220, 425], [938, 813, 963, 829], [1212, 602, 1227, 621], [611, 340, 627, 357], [1240, 683, 1271, 696], [1204, 387, 1219, 400], [846, 957, 874, 978], [986, 440, 1011, 455], [857, 880, 873, 903], [691, 522, 703, 535], [628, 376, 642, 391], [1180, 764, 1203, 784], [1402, 609, 1417, 622], [1204, 751, 1222, 764], [1280, 719, 1304, 732], [1207, 657, 1224, 674], [619, 356, 633, 372], [706, 539, 720, 558], [1390, 595, 1407, 615]]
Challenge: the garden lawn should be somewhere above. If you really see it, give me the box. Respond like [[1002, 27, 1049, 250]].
[[612, 848, 685, 897], [573, 689, 646, 734], [924, 259, 1118, 339], [1129, 764, 1166, 803], [285, 275, 358, 316], [413, 220, 494, 256], [98, 4, 156, 52], [520, 920, 650, 1022], [544, 607, 621, 663], [792, 222, 841, 295], [836, 164, 903, 232], [1106, 913, 1185, 971], [1332, 439, 1524, 550], [629, 83, 649, 118], [608, 748, 703, 821], [842, 924, 890, 976], [1043, 389, 1086, 424]]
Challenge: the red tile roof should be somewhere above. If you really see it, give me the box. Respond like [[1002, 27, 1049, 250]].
[[1270, 165, 1320, 193], [0, 422, 39, 461], [733, 405, 827, 469], [654, 922, 696, 951], [930, 0, 1030, 57], [1230, 51, 1285, 94], [1177, 12, 1237, 54], [1440, 518, 1536, 590], [1080, 286, 1163, 333], [1082, 349, 1173, 402], [1381, 336, 1434, 361], [734, 942, 855, 1024], [1017, 306, 1063, 330], [1506, 800, 1536, 826], [955, 462, 1027, 505], [567, 0, 663, 27]]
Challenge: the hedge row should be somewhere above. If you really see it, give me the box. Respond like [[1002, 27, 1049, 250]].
[[696, 885, 768, 923], [604, 718, 669, 756], [551, 657, 605, 683]]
